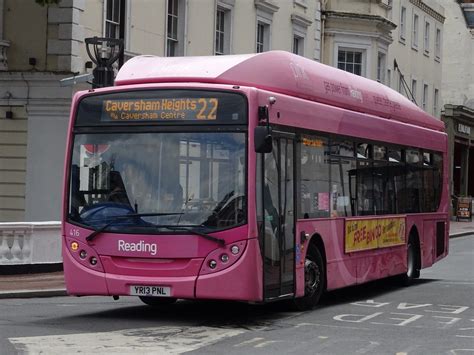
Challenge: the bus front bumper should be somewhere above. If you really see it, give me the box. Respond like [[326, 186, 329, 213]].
[[62, 239, 262, 302]]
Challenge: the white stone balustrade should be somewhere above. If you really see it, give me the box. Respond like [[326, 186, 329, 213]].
[[0, 222, 61, 265]]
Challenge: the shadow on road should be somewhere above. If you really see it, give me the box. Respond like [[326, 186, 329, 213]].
[[28, 276, 440, 333]]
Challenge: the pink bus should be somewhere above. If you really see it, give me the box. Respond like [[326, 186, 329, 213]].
[[62, 51, 449, 310]]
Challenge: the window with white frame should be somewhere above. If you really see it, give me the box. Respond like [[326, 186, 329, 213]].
[[293, 35, 304, 55], [291, 13, 311, 57], [167, 0, 178, 56], [422, 83, 428, 110], [411, 79, 417, 103], [255, 2, 276, 53], [412, 14, 419, 49], [424, 21, 430, 54], [256, 22, 270, 53], [434, 88, 439, 116], [377, 52, 386, 83], [338, 50, 363, 76], [387, 68, 392, 88], [435, 28, 441, 59], [105, 0, 122, 39], [400, 6, 406, 41], [215, 5, 232, 55]]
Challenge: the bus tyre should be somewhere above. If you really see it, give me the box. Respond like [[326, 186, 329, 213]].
[[293, 245, 325, 311], [139, 296, 177, 306], [400, 237, 420, 286]]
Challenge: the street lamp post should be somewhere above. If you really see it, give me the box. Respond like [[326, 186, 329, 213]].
[[85, 37, 124, 88]]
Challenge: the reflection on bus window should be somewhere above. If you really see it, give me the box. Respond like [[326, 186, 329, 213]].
[[68, 132, 246, 232], [300, 136, 330, 218], [297, 135, 443, 219]]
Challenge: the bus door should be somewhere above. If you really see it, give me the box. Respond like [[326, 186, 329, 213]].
[[260, 136, 296, 300]]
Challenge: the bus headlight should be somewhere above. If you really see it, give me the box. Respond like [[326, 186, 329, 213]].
[[200, 240, 247, 275]]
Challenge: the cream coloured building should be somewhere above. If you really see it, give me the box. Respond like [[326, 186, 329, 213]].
[[0, 0, 323, 222], [439, 0, 474, 198], [0, 0, 455, 223], [321, 0, 444, 118]]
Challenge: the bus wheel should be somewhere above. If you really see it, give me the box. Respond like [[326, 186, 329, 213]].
[[139, 296, 177, 306], [293, 245, 325, 311], [400, 237, 420, 286]]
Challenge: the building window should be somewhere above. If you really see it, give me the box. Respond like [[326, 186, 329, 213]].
[[293, 35, 304, 55], [105, 0, 122, 39], [256, 22, 270, 53], [215, 6, 232, 55], [424, 21, 430, 54], [422, 84, 428, 110], [338, 50, 362, 76], [291, 13, 311, 57], [412, 14, 419, 49], [167, 0, 178, 56], [166, 0, 186, 57], [377, 52, 386, 83], [435, 28, 441, 59], [400, 6, 406, 41], [257, 23, 264, 53], [215, 9, 225, 55], [387, 68, 392, 88], [434, 88, 439, 116], [411, 79, 417, 103], [398, 73, 404, 95]]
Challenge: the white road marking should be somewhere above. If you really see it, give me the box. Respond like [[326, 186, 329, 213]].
[[234, 337, 265, 347], [9, 326, 245, 354], [254, 340, 283, 348], [294, 322, 371, 330]]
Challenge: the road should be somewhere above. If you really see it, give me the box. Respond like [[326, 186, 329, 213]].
[[1, 235, 473, 355]]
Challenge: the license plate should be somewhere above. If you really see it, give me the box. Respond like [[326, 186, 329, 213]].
[[130, 285, 171, 297]]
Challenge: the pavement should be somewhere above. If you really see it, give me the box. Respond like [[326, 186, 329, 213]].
[[0, 219, 473, 299]]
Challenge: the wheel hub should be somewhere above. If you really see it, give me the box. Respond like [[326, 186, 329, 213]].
[[305, 259, 320, 295]]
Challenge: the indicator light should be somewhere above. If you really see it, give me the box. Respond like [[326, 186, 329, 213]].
[[231, 245, 240, 255], [220, 254, 229, 263], [71, 242, 79, 251], [79, 250, 87, 259], [90, 256, 98, 266], [209, 260, 217, 269]]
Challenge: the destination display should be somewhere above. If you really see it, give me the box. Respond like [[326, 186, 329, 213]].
[[75, 90, 247, 126], [345, 217, 406, 253], [102, 98, 219, 122]]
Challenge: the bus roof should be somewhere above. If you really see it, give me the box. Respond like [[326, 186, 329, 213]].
[[115, 51, 444, 132]]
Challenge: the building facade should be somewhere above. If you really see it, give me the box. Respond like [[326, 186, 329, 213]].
[[0, 0, 458, 223], [439, 0, 474, 198], [0, 0, 323, 222], [388, 0, 444, 117]]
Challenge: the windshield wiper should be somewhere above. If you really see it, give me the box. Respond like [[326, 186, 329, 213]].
[[162, 226, 225, 246], [85, 212, 183, 243]]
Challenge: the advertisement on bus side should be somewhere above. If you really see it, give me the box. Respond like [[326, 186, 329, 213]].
[[345, 217, 406, 253]]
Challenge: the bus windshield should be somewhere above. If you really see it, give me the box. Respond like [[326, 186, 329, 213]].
[[68, 132, 246, 233]]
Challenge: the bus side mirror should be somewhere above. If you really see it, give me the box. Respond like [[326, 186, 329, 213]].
[[254, 126, 273, 153]]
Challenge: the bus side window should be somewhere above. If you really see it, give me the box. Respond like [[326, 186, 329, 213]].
[[433, 153, 443, 211], [329, 139, 356, 217], [406, 149, 422, 213], [299, 136, 330, 219]]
